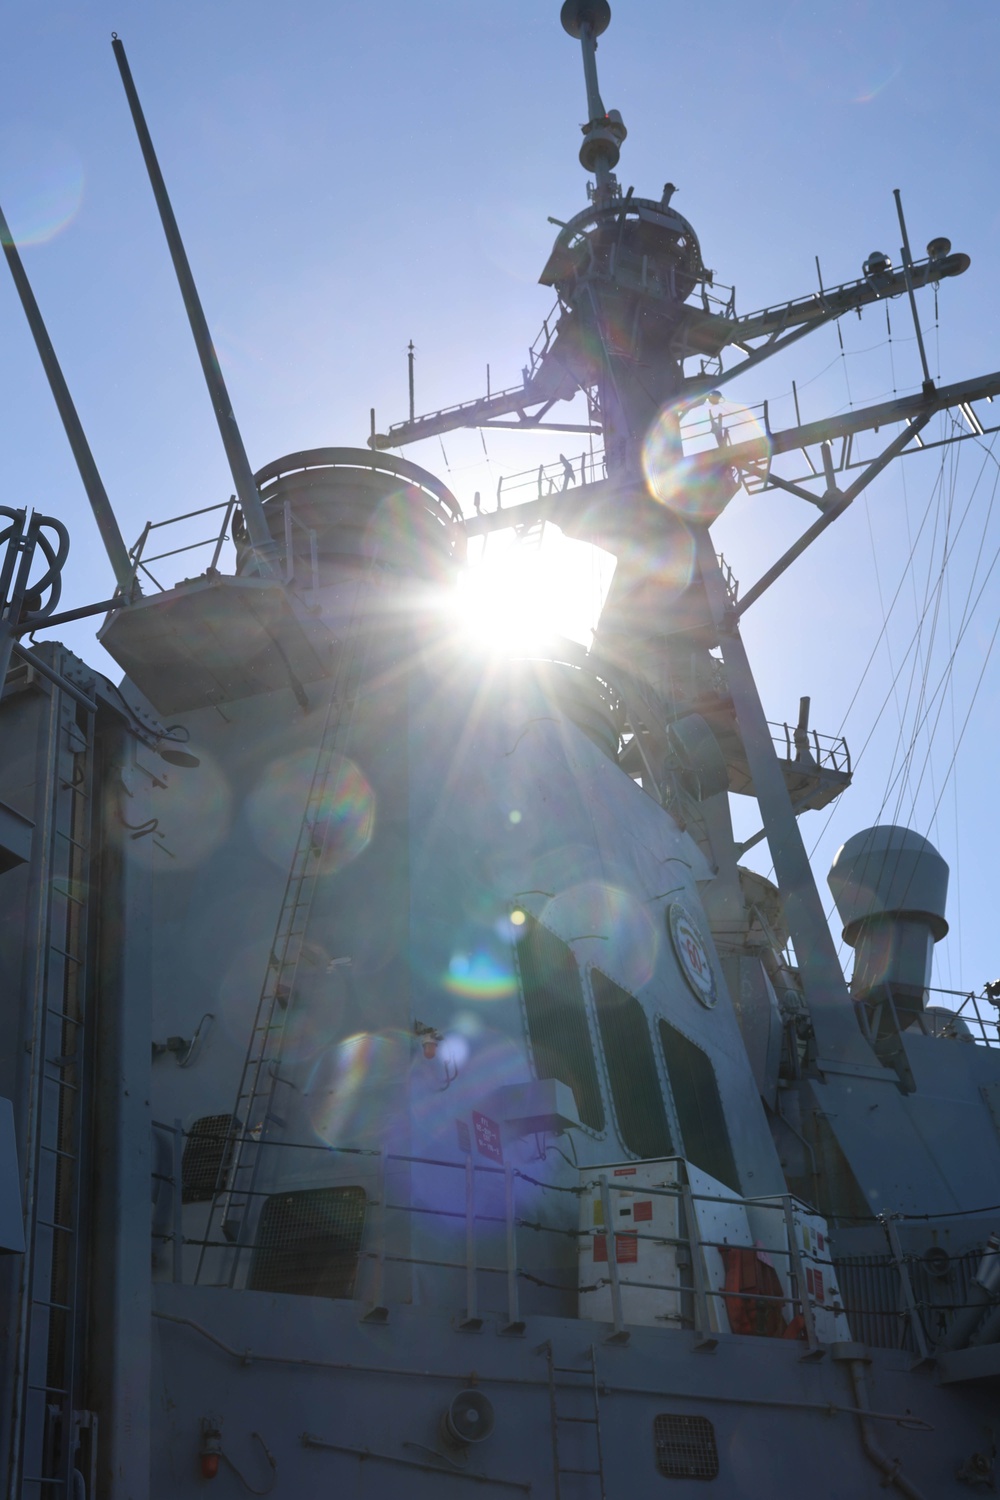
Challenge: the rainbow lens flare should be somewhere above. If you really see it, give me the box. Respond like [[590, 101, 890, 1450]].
[[0, 128, 84, 246], [541, 880, 659, 992], [306, 1029, 407, 1147], [248, 750, 375, 874], [444, 948, 518, 1000]]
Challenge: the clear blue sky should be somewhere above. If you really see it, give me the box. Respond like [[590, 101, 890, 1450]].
[[3, 1, 1000, 1000]]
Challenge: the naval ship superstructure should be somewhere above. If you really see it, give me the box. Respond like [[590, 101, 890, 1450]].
[[2, 4, 1000, 1495]]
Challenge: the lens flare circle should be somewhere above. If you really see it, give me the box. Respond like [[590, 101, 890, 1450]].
[[0, 127, 84, 246], [248, 749, 375, 874], [541, 880, 659, 992], [444, 948, 518, 1000], [305, 1029, 408, 1147]]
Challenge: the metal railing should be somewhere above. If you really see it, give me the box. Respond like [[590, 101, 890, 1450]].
[[769, 719, 851, 778], [127, 498, 321, 593], [493, 448, 607, 510], [921, 989, 1000, 1048], [127, 498, 236, 592], [526, 299, 565, 381], [150, 1128, 834, 1346]]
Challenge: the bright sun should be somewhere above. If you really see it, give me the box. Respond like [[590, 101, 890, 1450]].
[[450, 527, 616, 655]]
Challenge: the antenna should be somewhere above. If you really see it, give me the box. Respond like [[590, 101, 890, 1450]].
[[560, 0, 626, 201], [111, 35, 277, 576], [0, 201, 135, 595], [893, 189, 934, 394]]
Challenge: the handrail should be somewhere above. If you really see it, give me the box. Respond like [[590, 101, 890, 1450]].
[[154, 1125, 841, 1340]]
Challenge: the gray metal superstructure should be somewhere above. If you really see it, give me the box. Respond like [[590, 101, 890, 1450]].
[[2, 4, 1000, 1495]]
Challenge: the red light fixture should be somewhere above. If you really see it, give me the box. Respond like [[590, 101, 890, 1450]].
[[199, 1420, 222, 1480]]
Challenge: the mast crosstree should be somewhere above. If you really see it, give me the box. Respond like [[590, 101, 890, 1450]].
[[367, 3, 992, 1076]]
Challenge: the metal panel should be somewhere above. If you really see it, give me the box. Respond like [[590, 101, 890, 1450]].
[[0, 1099, 24, 1254]]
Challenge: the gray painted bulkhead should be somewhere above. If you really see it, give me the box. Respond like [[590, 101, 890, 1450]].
[[114, 560, 998, 1495], [2, 549, 1000, 1495]]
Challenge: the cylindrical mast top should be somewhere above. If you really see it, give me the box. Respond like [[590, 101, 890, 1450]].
[[560, 1, 625, 200]]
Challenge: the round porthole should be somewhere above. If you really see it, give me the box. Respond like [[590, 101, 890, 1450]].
[[667, 903, 717, 1008]]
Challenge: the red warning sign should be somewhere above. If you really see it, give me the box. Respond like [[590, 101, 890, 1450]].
[[633, 1201, 653, 1222], [615, 1232, 638, 1264]]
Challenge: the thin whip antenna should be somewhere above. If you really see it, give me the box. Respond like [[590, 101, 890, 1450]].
[[0, 201, 135, 594], [893, 188, 934, 394], [111, 33, 276, 574]]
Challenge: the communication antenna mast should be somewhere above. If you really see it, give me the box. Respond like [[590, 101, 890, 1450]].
[[0, 203, 135, 594], [111, 34, 278, 576], [560, 0, 626, 205]]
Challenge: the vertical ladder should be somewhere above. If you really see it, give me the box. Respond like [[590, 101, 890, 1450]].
[[10, 661, 96, 1498], [544, 1343, 606, 1500], [196, 572, 376, 1286]]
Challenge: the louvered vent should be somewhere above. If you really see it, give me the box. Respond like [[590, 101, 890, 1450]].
[[181, 1114, 239, 1203], [653, 1414, 719, 1480], [249, 1186, 367, 1299]]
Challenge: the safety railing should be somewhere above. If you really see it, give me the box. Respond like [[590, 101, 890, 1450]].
[[680, 400, 769, 458], [491, 448, 608, 511], [920, 989, 1000, 1048], [526, 299, 565, 381], [127, 498, 320, 592], [150, 1127, 834, 1347], [716, 553, 739, 605], [769, 720, 851, 778], [128, 498, 236, 592]]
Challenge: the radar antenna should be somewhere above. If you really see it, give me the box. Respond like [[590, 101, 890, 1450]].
[[560, 1, 626, 203]]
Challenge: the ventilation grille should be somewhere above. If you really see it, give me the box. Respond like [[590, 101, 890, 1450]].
[[834, 1248, 980, 1351], [515, 914, 604, 1131], [249, 1186, 367, 1299], [591, 968, 672, 1158], [654, 1414, 719, 1480], [182, 1114, 239, 1203]]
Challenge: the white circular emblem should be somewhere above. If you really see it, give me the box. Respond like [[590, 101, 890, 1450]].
[[667, 903, 718, 1008]]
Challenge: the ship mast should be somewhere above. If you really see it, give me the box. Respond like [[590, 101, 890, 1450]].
[[365, 3, 1000, 1080]]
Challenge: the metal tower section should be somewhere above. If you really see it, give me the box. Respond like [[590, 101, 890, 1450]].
[[368, 3, 989, 1076], [554, 0, 700, 477]]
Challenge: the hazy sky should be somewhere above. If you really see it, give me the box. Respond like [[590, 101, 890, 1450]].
[[3, 1, 1000, 1001]]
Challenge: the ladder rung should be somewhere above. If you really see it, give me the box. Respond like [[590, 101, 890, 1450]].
[[45, 1008, 82, 1026], [55, 830, 90, 851], [557, 1415, 598, 1425], [31, 1296, 71, 1311], [49, 884, 87, 905], [41, 1073, 79, 1091], [560, 1468, 601, 1476], [27, 1382, 68, 1395], [46, 946, 83, 965]]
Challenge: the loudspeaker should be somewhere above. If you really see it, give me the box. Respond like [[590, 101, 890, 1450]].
[[441, 1390, 495, 1448]]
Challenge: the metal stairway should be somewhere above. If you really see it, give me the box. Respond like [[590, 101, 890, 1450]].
[[544, 1343, 607, 1500], [195, 572, 377, 1287]]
